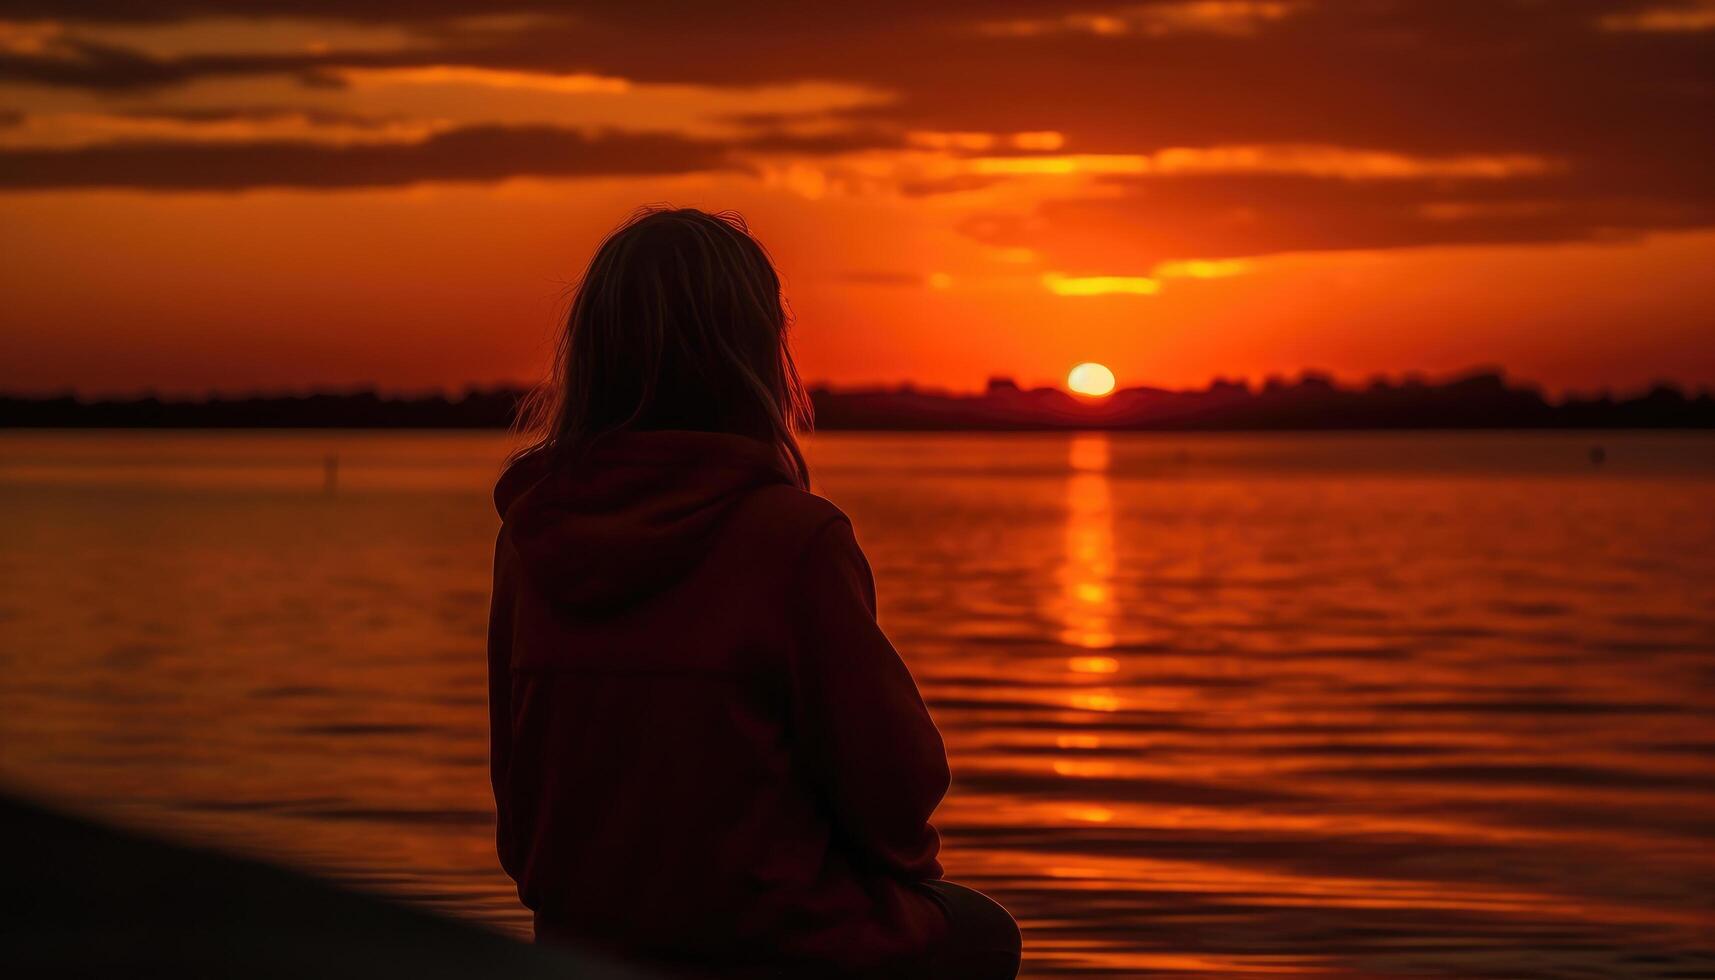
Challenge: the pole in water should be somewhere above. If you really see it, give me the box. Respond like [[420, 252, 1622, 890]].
[[324, 453, 339, 494]]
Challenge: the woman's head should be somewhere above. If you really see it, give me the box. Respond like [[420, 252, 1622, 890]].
[[515, 206, 812, 486]]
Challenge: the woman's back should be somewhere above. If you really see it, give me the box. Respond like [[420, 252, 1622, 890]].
[[489, 206, 1019, 978], [489, 430, 949, 974]]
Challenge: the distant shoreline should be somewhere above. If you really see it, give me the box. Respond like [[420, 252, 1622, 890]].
[[3, 371, 1712, 430]]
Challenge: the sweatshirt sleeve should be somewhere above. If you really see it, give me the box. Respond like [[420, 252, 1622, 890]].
[[786, 517, 950, 881], [486, 528, 522, 882]]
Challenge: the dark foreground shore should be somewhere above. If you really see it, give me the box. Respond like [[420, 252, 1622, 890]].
[[0, 792, 650, 979]]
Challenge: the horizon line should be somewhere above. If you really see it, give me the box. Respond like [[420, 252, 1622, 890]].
[[4, 366, 1712, 404]]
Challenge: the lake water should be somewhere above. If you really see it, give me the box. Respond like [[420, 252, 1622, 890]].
[[2, 430, 1713, 978]]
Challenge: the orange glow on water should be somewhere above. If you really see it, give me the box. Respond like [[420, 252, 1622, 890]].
[[4, 431, 1715, 977]]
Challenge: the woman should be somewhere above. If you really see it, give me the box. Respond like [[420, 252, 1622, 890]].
[[488, 207, 1021, 979]]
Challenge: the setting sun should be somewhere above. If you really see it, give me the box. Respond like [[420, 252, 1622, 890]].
[[1067, 362, 1117, 397]]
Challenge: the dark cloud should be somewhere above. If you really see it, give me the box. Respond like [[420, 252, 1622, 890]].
[[965, 171, 1715, 265], [0, 125, 738, 190], [112, 105, 410, 126], [0, 37, 194, 90], [0, 124, 917, 191], [0, 2, 1063, 23], [0, 1, 532, 19], [0, 37, 448, 91]]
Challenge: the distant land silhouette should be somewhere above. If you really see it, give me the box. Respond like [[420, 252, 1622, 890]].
[[2, 371, 1711, 430]]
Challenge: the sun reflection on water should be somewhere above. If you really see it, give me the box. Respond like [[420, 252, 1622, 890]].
[[1057, 433, 1117, 652]]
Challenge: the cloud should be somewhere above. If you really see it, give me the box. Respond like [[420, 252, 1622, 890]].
[[0, 124, 739, 189], [907, 130, 1066, 152], [334, 65, 630, 94], [1152, 258, 1250, 279], [0, 34, 332, 90], [1, 106, 446, 147], [955, 145, 1559, 180], [112, 105, 404, 125], [1599, 2, 1715, 32], [1136, 145, 1559, 180], [1041, 273, 1161, 296], [0, 119, 931, 190], [966, 170, 1715, 266], [977, 1, 1305, 38]]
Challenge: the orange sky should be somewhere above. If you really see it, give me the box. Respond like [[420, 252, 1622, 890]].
[[1, 3, 1713, 396]]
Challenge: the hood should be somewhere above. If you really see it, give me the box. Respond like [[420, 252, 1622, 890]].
[[495, 430, 793, 610]]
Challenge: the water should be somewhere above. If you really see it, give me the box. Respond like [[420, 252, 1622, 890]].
[[2, 430, 1712, 978]]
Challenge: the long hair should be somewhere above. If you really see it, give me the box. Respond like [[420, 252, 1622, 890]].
[[512, 206, 813, 488]]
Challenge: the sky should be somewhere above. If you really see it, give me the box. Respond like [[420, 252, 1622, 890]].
[[1, 1, 1712, 396]]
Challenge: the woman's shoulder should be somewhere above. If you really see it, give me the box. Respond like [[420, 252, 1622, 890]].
[[726, 483, 856, 560], [492, 447, 553, 519]]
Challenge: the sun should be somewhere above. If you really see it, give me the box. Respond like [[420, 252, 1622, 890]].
[[1067, 362, 1116, 397]]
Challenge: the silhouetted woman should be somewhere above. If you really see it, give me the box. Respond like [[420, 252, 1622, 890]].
[[488, 207, 1021, 979]]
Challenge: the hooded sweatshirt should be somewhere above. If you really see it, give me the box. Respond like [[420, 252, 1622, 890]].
[[488, 430, 951, 976]]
